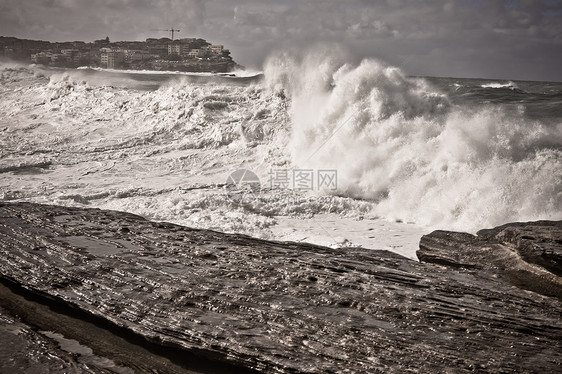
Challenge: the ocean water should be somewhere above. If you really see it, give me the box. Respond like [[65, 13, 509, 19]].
[[1, 53, 560, 258]]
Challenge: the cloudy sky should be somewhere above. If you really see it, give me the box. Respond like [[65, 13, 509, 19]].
[[1, 0, 561, 81]]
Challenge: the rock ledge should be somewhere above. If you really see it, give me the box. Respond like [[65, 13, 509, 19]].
[[1, 202, 561, 373]]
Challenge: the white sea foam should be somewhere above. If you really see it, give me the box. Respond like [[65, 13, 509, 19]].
[[79, 65, 262, 78], [1, 56, 560, 257], [264, 49, 562, 230], [480, 81, 518, 89]]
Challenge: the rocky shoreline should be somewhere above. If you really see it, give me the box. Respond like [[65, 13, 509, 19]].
[[0, 202, 561, 373]]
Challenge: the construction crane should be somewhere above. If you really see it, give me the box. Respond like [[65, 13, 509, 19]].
[[151, 28, 180, 40]]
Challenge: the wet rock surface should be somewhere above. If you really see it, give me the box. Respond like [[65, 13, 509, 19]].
[[0, 202, 561, 373], [477, 221, 562, 277], [0, 305, 115, 374], [419, 221, 562, 299]]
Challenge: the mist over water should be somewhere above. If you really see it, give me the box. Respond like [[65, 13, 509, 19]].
[[0, 51, 560, 244]]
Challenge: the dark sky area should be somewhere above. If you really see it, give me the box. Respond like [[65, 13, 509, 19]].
[[1, 0, 561, 81]]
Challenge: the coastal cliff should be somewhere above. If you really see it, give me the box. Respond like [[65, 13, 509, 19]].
[[0, 202, 560, 373]]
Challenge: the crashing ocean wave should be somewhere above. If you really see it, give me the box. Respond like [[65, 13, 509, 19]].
[[263, 49, 562, 230], [1, 56, 561, 237]]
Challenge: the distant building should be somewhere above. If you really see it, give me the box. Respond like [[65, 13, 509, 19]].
[[61, 49, 82, 63], [124, 49, 150, 63], [186, 49, 201, 58], [61, 49, 79, 56], [198, 46, 213, 57], [147, 40, 169, 57], [101, 49, 125, 68], [168, 43, 191, 57], [50, 54, 71, 65], [168, 43, 180, 55], [210, 45, 224, 54]]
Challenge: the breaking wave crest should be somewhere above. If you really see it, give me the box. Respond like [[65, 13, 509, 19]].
[[480, 81, 519, 89], [263, 49, 562, 230], [1, 58, 561, 234]]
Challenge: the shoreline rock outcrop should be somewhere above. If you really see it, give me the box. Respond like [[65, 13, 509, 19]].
[[0, 202, 561, 373], [418, 221, 562, 299]]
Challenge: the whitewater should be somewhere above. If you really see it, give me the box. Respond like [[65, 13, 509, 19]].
[[1, 51, 561, 259]]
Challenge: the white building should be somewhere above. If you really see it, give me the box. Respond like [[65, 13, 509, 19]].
[[101, 49, 125, 68], [186, 49, 201, 58], [168, 43, 190, 56], [210, 45, 224, 54]]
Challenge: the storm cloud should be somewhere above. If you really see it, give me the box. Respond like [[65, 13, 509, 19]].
[[1, 0, 561, 81]]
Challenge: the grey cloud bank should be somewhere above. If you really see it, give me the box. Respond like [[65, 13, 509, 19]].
[[1, 0, 561, 81]]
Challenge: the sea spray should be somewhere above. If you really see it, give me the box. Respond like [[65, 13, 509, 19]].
[[264, 50, 562, 230], [1, 59, 560, 241]]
